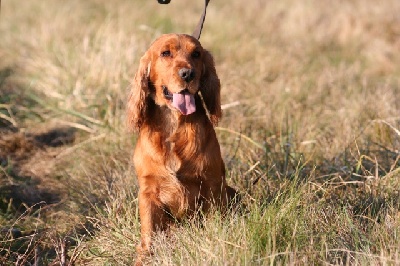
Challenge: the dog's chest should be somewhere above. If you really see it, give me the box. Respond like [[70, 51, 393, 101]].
[[165, 142, 181, 173], [164, 132, 204, 179], [161, 112, 206, 178], [163, 115, 182, 173]]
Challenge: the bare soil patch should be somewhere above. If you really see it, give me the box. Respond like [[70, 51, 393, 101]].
[[0, 127, 76, 213]]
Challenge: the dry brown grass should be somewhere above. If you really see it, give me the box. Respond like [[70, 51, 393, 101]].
[[1, 0, 399, 264]]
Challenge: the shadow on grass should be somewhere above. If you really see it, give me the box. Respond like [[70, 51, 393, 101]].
[[0, 128, 76, 211], [1, 64, 76, 213], [0, 66, 84, 264]]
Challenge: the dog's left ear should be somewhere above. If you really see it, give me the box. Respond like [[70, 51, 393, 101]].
[[200, 50, 222, 125]]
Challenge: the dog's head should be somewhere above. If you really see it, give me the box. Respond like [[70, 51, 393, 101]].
[[127, 34, 221, 131]]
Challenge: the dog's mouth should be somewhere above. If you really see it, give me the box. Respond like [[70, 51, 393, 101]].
[[163, 86, 173, 100], [162, 85, 196, 115]]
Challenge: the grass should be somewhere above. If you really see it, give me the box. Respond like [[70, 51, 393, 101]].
[[1, 0, 400, 264]]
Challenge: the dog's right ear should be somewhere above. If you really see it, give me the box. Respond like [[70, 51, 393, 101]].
[[127, 52, 151, 131]]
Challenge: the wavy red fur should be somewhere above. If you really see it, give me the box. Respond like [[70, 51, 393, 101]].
[[126, 34, 237, 265]]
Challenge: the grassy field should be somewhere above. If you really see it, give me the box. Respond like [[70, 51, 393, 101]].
[[1, 0, 400, 264]]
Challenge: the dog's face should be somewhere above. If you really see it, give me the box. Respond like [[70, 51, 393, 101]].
[[148, 34, 205, 115], [127, 33, 221, 130]]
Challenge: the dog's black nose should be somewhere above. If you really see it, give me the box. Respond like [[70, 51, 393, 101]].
[[178, 68, 195, 82]]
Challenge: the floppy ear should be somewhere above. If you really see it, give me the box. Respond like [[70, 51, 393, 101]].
[[127, 52, 151, 131], [200, 50, 222, 125]]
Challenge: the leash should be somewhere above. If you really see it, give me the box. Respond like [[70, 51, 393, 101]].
[[192, 0, 210, 40], [157, 0, 210, 40]]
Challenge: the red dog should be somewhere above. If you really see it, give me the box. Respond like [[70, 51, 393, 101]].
[[127, 33, 237, 262]]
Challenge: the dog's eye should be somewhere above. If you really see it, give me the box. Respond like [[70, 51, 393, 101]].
[[192, 51, 201, 58], [161, 50, 171, 57]]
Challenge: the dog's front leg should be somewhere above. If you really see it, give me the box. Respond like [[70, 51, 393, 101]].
[[135, 186, 167, 265]]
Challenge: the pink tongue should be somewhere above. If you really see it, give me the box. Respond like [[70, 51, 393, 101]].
[[172, 92, 196, 115]]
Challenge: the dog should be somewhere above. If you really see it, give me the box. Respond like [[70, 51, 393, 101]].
[[127, 33, 237, 263]]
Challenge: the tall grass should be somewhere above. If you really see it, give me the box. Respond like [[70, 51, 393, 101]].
[[1, 0, 399, 264]]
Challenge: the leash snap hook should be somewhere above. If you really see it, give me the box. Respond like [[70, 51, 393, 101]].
[[157, 0, 171, 4]]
